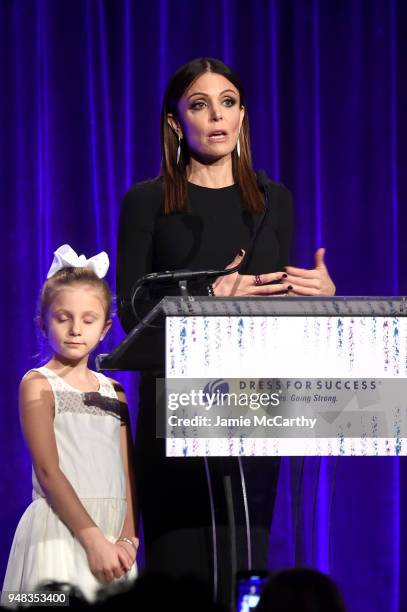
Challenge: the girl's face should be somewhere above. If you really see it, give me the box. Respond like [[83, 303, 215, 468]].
[[44, 284, 111, 363], [170, 72, 244, 162]]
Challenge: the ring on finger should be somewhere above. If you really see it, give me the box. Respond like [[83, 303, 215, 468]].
[[254, 274, 262, 286]]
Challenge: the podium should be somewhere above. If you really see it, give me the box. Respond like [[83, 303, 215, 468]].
[[97, 296, 407, 458], [96, 296, 407, 605]]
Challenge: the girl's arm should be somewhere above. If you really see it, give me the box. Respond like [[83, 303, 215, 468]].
[[19, 371, 133, 582], [110, 380, 138, 556]]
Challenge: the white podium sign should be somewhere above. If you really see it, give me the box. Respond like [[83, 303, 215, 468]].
[[165, 310, 407, 457]]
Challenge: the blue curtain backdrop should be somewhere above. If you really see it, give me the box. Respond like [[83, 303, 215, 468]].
[[1, 1, 406, 610]]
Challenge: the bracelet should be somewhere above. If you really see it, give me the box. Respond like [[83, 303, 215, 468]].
[[207, 284, 215, 297], [117, 536, 138, 552]]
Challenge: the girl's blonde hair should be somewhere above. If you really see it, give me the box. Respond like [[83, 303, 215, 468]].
[[38, 267, 112, 327]]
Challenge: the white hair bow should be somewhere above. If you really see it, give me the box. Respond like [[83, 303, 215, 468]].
[[47, 244, 110, 279]]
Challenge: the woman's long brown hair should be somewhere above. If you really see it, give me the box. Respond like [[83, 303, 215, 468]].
[[160, 57, 264, 214]]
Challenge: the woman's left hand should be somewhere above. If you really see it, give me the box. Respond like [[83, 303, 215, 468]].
[[284, 248, 336, 296]]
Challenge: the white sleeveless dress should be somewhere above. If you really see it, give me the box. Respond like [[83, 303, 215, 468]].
[[2, 367, 137, 602]]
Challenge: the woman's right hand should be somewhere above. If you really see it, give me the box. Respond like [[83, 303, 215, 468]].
[[212, 250, 290, 297], [84, 529, 132, 584]]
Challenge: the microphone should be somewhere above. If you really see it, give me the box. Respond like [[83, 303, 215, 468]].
[[141, 268, 225, 284], [129, 171, 271, 315]]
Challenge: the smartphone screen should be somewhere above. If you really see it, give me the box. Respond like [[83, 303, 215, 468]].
[[235, 571, 268, 612]]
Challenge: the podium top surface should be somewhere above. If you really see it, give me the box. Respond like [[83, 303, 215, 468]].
[[95, 296, 407, 371], [159, 296, 407, 317]]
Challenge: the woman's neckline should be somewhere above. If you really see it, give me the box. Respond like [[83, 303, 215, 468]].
[[187, 181, 237, 192], [41, 366, 101, 393]]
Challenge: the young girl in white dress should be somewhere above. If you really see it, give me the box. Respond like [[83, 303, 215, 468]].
[[2, 244, 138, 603]]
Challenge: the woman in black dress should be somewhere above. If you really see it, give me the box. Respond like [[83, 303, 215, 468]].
[[117, 57, 335, 606]]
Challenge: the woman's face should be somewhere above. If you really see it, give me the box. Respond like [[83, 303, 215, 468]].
[[170, 72, 244, 162]]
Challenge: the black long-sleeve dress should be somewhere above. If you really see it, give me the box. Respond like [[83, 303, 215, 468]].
[[117, 176, 293, 606]]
